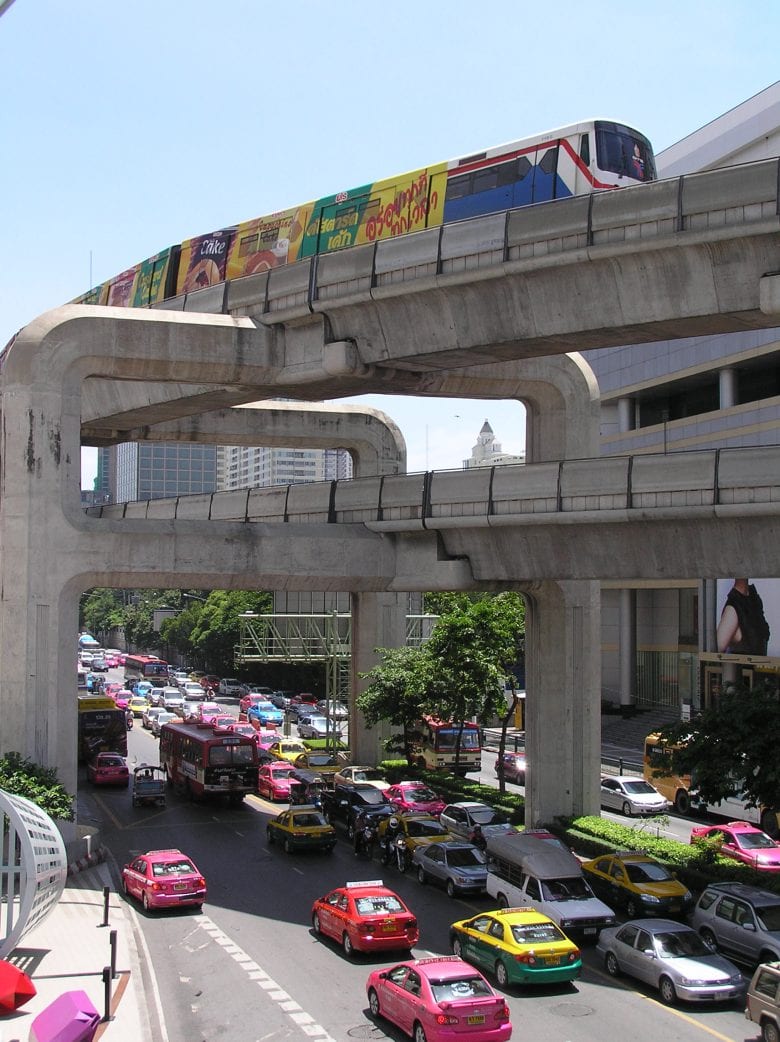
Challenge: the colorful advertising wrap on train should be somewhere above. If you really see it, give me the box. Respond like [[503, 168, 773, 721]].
[[177, 228, 235, 295]]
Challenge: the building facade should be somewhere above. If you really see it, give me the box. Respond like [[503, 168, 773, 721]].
[[586, 81, 780, 716]]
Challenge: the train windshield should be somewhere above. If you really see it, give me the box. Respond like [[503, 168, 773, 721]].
[[595, 121, 657, 182]]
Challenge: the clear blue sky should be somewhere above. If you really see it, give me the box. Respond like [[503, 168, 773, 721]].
[[2, 1, 778, 482]]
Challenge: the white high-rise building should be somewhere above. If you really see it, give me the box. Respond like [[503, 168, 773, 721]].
[[463, 420, 525, 469], [216, 444, 352, 490]]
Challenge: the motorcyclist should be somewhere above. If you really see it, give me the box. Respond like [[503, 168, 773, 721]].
[[381, 815, 405, 868], [469, 823, 487, 852], [353, 810, 377, 858], [125, 708, 134, 731]]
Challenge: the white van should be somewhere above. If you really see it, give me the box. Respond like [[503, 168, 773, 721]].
[[485, 831, 617, 939]]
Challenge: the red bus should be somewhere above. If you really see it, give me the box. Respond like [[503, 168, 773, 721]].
[[159, 719, 259, 804], [124, 654, 169, 689], [413, 716, 482, 776]]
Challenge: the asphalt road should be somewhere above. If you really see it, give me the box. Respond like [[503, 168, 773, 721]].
[[79, 700, 753, 1042]]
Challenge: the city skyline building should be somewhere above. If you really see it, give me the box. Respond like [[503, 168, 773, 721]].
[[463, 419, 526, 469]]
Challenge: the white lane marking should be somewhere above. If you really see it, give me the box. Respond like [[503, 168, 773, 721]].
[[194, 914, 337, 1041]]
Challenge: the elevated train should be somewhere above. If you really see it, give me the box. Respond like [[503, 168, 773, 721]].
[[74, 119, 656, 311]]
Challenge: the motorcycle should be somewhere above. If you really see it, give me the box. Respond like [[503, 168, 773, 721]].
[[354, 821, 378, 859], [126, 711, 134, 731], [381, 833, 409, 872]]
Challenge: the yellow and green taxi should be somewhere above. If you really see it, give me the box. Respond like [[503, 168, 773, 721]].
[[266, 804, 337, 854], [377, 813, 452, 862], [449, 907, 581, 986], [581, 851, 694, 919], [267, 738, 309, 763]]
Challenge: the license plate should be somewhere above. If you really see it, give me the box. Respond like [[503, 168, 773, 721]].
[[543, 956, 561, 965], [584, 927, 597, 935], [467, 1015, 485, 1025], [381, 923, 396, 933], [173, 883, 187, 891]]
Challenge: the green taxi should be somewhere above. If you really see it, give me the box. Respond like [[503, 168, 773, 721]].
[[266, 804, 337, 854], [450, 906, 581, 987]]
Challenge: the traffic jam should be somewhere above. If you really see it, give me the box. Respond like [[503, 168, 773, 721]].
[[79, 648, 780, 1041]]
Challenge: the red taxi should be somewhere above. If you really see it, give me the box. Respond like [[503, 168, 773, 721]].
[[121, 848, 207, 911], [257, 761, 298, 801], [690, 821, 780, 871], [86, 752, 129, 787], [311, 880, 419, 958], [366, 956, 512, 1042]]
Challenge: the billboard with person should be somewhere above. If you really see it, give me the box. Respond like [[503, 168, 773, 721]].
[[716, 579, 779, 659]]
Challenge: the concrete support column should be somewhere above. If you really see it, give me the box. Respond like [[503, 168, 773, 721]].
[[619, 589, 637, 708], [719, 367, 738, 409], [523, 580, 601, 825], [617, 396, 635, 433], [349, 591, 409, 764]]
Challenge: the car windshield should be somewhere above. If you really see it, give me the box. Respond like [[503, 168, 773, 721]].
[[471, 808, 505, 825], [355, 895, 404, 915], [407, 820, 448, 838], [736, 832, 778, 851], [446, 847, 486, 867], [429, 976, 493, 1002], [407, 786, 438, 801], [621, 781, 659, 795], [541, 877, 592, 901], [511, 922, 566, 944], [293, 813, 326, 827], [152, 859, 196, 877], [359, 789, 388, 806], [625, 862, 673, 883], [353, 769, 383, 782], [655, 930, 710, 958], [757, 905, 780, 931]]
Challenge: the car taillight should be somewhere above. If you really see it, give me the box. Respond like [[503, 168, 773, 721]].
[[568, 950, 580, 963], [406, 919, 418, 932], [195, 877, 206, 888], [494, 1001, 510, 1022], [358, 923, 373, 934], [435, 1014, 459, 1026], [514, 953, 537, 964], [151, 882, 162, 892]]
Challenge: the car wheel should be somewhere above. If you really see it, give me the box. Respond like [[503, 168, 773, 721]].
[[368, 988, 380, 1018], [446, 879, 456, 898], [625, 899, 639, 919], [674, 789, 690, 815], [284, 838, 293, 855], [699, 927, 718, 950], [413, 1022, 428, 1042], [762, 1021, 780, 1042], [605, 951, 620, 977], [495, 960, 509, 988], [342, 932, 354, 957], [659, 975, 677, 1005], [622, 801, 633, 817], [417, 867, 427, 885], [142, 891, 151, 912], [452, 936, 463, 958], [498, 893, 509, 909], [312, 912, 322, 936]]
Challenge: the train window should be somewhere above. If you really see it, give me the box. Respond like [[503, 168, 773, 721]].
[[579, 135, 591, 166], [446, 173, 472, 200], [496, 160, 518, 187], [516, 156, 532, 180], [473, 167, 499, 194], [539, 146, 558, 174]]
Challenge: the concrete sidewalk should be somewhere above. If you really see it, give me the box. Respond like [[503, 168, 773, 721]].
[[3, 861, 162, 1042]]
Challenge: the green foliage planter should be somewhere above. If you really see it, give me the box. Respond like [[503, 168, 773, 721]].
[[552, 815, 780, 897], [0, 752, 74, 821]]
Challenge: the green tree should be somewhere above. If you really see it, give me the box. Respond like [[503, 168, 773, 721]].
[[188, 590, 272, 674], [0, 753, 75, 821], [655, 681, 780, 813], [356, 646, 431, 762], [424, 593, 525, 776], [80, 588, 125, 641]]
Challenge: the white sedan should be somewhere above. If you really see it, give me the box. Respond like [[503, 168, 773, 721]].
[[600, 776, 670, 816]]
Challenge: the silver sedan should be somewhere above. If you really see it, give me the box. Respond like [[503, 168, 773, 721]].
[[597, 919, 744, 1005], [600, 776, 670, 816]]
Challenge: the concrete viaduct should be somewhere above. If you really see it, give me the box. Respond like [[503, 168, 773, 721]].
[[2, 157, 780, 826]]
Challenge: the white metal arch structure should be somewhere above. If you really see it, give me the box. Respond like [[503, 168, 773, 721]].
[[0, 789, 67, 958]]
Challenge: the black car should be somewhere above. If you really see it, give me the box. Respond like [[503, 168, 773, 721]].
[[322, 782, 392, 840]]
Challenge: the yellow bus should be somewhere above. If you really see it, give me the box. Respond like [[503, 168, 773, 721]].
[[643, 732, 779, 835]]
